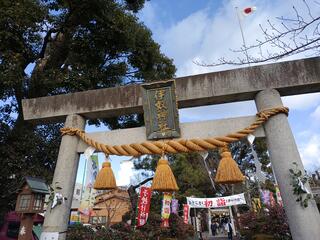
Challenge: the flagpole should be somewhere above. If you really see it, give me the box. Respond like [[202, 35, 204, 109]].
[[235, 6, 251, 66], [78, 157, 87, 223], [80, 157, 87, 201]]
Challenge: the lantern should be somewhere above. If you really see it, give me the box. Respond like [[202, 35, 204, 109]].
[[15, 177, 49, 240]]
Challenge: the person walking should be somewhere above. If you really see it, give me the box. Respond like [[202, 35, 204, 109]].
[[196, 215, 203, 240], [211, 220, 217, 236], [225, 219, 233, 240]]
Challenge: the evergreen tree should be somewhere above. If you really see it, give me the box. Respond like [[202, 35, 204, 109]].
[[0, 0, 176, 218]]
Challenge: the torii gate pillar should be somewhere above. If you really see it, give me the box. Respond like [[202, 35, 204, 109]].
[[255, 89, 320, 239], [41, 114, 85, 240]]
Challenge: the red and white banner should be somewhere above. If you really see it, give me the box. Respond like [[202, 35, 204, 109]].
[[161, 193, 172, 227], [269, 191, 276, 207], [183, 204, 189, 224], [186, 193, 246, 208], [136, 187, 152, 227]]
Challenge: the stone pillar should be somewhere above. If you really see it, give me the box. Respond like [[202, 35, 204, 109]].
[[255, 89, 320, 240], [41, 114, 85, 240]]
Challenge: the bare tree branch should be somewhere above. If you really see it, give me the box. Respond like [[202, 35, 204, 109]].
[[196, 0, 320, 67]]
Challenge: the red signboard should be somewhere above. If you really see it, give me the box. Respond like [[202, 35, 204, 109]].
[[183, 204, 189, 224], [136, 187, 152, 227]]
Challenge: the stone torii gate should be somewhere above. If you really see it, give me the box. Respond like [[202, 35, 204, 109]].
[[22, 57, 320, 240]]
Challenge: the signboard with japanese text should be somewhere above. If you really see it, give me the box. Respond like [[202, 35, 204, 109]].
[[186, 193, 246, 208], [137, 187, 152, 227], [171, 199, 179, 214], [161, 193, 172, 227], [142, 80, 180, 140]]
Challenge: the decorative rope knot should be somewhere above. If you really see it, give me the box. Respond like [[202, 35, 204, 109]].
[[220, 150, 232, 159], [102, 161, 111, 167], [151, 157, 179, 192], [281, 106, 289, 115], [158, 158, 169, 166], [256, 107, 289, 120], [256, 111, 269, 121], [60, 127, 84, 136], [215, 146, 245, 184], [94, 158, 117, 190]]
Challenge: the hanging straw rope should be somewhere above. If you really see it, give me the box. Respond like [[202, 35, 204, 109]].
[[60, 106, 288, 157]]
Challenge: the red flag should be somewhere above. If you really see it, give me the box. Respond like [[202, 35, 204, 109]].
[[242, 6, 257, 16], [183, 204, 189, 224], [136, 187, 152, 227]]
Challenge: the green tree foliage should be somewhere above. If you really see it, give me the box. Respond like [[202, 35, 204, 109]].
[[230, 138, 277, 197], [0, 0, 175, 217]]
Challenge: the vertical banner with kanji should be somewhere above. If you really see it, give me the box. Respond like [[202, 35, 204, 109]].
[[161, 193, 172, 227], [269, 191, 276, 207], [183, 204, 189, 224], [171, 199, 179, 214], [136, 187, 152, 227], [275, 186, 283, 206]]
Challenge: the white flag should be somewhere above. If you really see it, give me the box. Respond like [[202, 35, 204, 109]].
[[242, 6, 257, 16]]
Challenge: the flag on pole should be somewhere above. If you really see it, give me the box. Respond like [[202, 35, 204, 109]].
[[242, 6, 257, 16], [85, 154, 99, 188]]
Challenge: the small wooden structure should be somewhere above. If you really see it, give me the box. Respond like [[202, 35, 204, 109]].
[[15, 177, 49, 240]]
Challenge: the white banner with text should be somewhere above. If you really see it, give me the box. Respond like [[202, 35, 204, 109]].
[[186, 193, 246, 208]]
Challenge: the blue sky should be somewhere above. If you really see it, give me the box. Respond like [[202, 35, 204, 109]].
[[75, 0, 320, 186]]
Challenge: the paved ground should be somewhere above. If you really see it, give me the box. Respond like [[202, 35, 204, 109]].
[[201, 231, 239, 240], [204, 236, 238, 240]]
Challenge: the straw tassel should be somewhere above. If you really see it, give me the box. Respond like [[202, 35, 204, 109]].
[[94, 161, 117, 190], [215, 147, 245, 184], [151, 158, 179, 192]]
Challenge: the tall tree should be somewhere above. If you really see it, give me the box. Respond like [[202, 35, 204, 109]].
[[0, 0, 175, 218]]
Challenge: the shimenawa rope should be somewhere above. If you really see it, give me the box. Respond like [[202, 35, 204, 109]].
[[60, 106, 288, 157]]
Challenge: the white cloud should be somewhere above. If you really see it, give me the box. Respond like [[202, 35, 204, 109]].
[[299, 134, 320, 172], [116, 160, 134, 186], [282, 93, 320, 111], [138, 1, 157, 29], [311, 105, 320, 121]]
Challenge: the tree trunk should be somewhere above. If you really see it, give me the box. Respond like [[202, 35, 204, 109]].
[[127, 177, 153, 226]]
